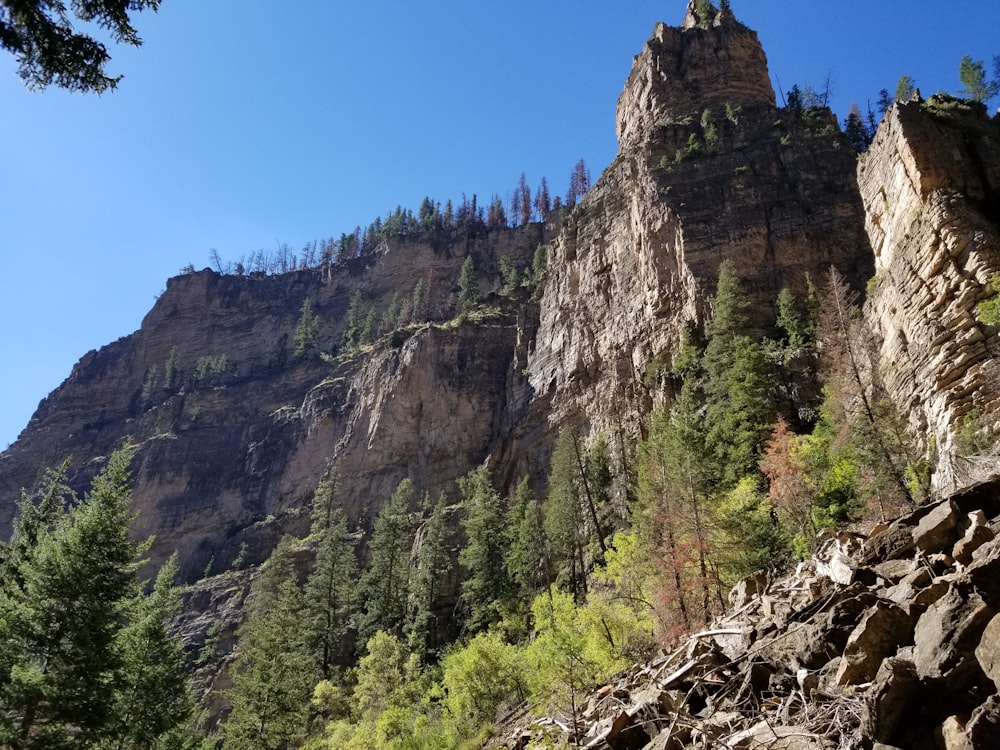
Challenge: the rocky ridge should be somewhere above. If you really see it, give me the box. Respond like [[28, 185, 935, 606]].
[[0, 230, 541, 580], [0, 6, 999, 739], [490, 482, 1000, 749]]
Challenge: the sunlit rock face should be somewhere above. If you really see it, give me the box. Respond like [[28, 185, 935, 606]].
[[859, 98, 1000, 495], [6, 7, 999, 603], [528, 3, 870, 447]]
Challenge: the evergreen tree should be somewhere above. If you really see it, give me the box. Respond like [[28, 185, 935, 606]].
[[105, 554, 195, 750], [304, 508, 358, 680], [458, 466, 511, 632], [817, 267, 922, 508], [534, 177, 551, 220], [843, 103, 871, 152], [410, 278, 428, 322], [703, 261, 777, 486], [342, 290, 365, 351], [0, 459, 71, 587], [223, 537, 312, 750], [405, 494, 451, 660], [486, 197, 507, 230], [1, 0, 161, 93], [516, 172, 532, 226], [293, 298, 320, 359], [693, 0, 717, 25], [959, 55, 999, 103], [638, 383, 721, 629], [505, 477, 548, 609], [585, 436, 614, 524], [565, 159, 590, 207], [358, 479, 416, 643], [775, 287, 810, 348], [894, 74, 916, 103], [0, 444, 155, 749], [458, 255, 479, 310], [543, 430, 589, 599]]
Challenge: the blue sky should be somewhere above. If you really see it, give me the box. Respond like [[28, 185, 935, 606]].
[[2, 1, 999, 449]]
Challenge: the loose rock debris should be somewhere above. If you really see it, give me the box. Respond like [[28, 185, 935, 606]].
[[490, 480, 1000, 749]]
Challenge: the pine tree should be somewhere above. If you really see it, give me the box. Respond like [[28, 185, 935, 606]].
[[358, 479, 416, 644], [106, 554, 195, 750], [894, 74, 916, 103], [293, 298, 321, 358], [959, 55, 999, 103], [458, 466, 511, 632], [458, 255, 479, 310], [639, 383, 721, 628], [405, 494, 451, 660], [0, 444, 154, 749], [843, 103, 871, 152], [504, 477, 548, 609], [342, 290, 365, 351], [534, 177, 551, 220], [410, 278, 428, 323], [304, 508, 358, 680], [703, 261, 777, 486], [543, 430, 589, 599], [223, 537, 313, 750], [0, 459, 71, 587], [517, 172, 532, 226]]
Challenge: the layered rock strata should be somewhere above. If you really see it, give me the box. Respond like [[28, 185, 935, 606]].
[[859, 98, 1000, 495], [0, 232, 538, 580], [528, 4, 871, 441]]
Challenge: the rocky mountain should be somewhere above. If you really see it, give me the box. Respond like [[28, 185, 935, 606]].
[[2, 3, 893, 580], [2, 2, 1000, 743]]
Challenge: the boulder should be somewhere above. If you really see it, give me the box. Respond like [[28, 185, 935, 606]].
[[974, 613, 1000, 691], [953, 519, 994, 565], [967, 695, 1000, 749], [871, 557, 919, 582], [913, 584, 995, 688], [836, 602, 914, 685], [934, 716, 973, 750], [603, 709, 652, 750], [730, 570, 769, 609], [862, 657, 920, 745], [912, 500, 960, 555], [861, 521, 917, 566]]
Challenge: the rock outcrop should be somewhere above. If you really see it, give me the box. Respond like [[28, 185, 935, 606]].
[[0, 3, 881, 584], [616, 3, 774, 151], [859, 97, 1000, 496], [528, 3, 871, 442], [0, 231, 540, 580]]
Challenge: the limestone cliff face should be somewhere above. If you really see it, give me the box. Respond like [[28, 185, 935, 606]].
[[528, 4, 871, 445], [3, 5, 999, 597], [0, 232, 537, 580], [859, 98, 1000, 495], [616, 5, 774, 150]]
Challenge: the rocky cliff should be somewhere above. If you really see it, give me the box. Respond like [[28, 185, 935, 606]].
[[527, 2, 871, 452], [860, 96, 1000, 496], [0, 231, 541, 580], [2, 0, 999, 649]]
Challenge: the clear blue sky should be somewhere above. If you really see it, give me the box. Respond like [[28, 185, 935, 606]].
[[2, 1, 998, 450]]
